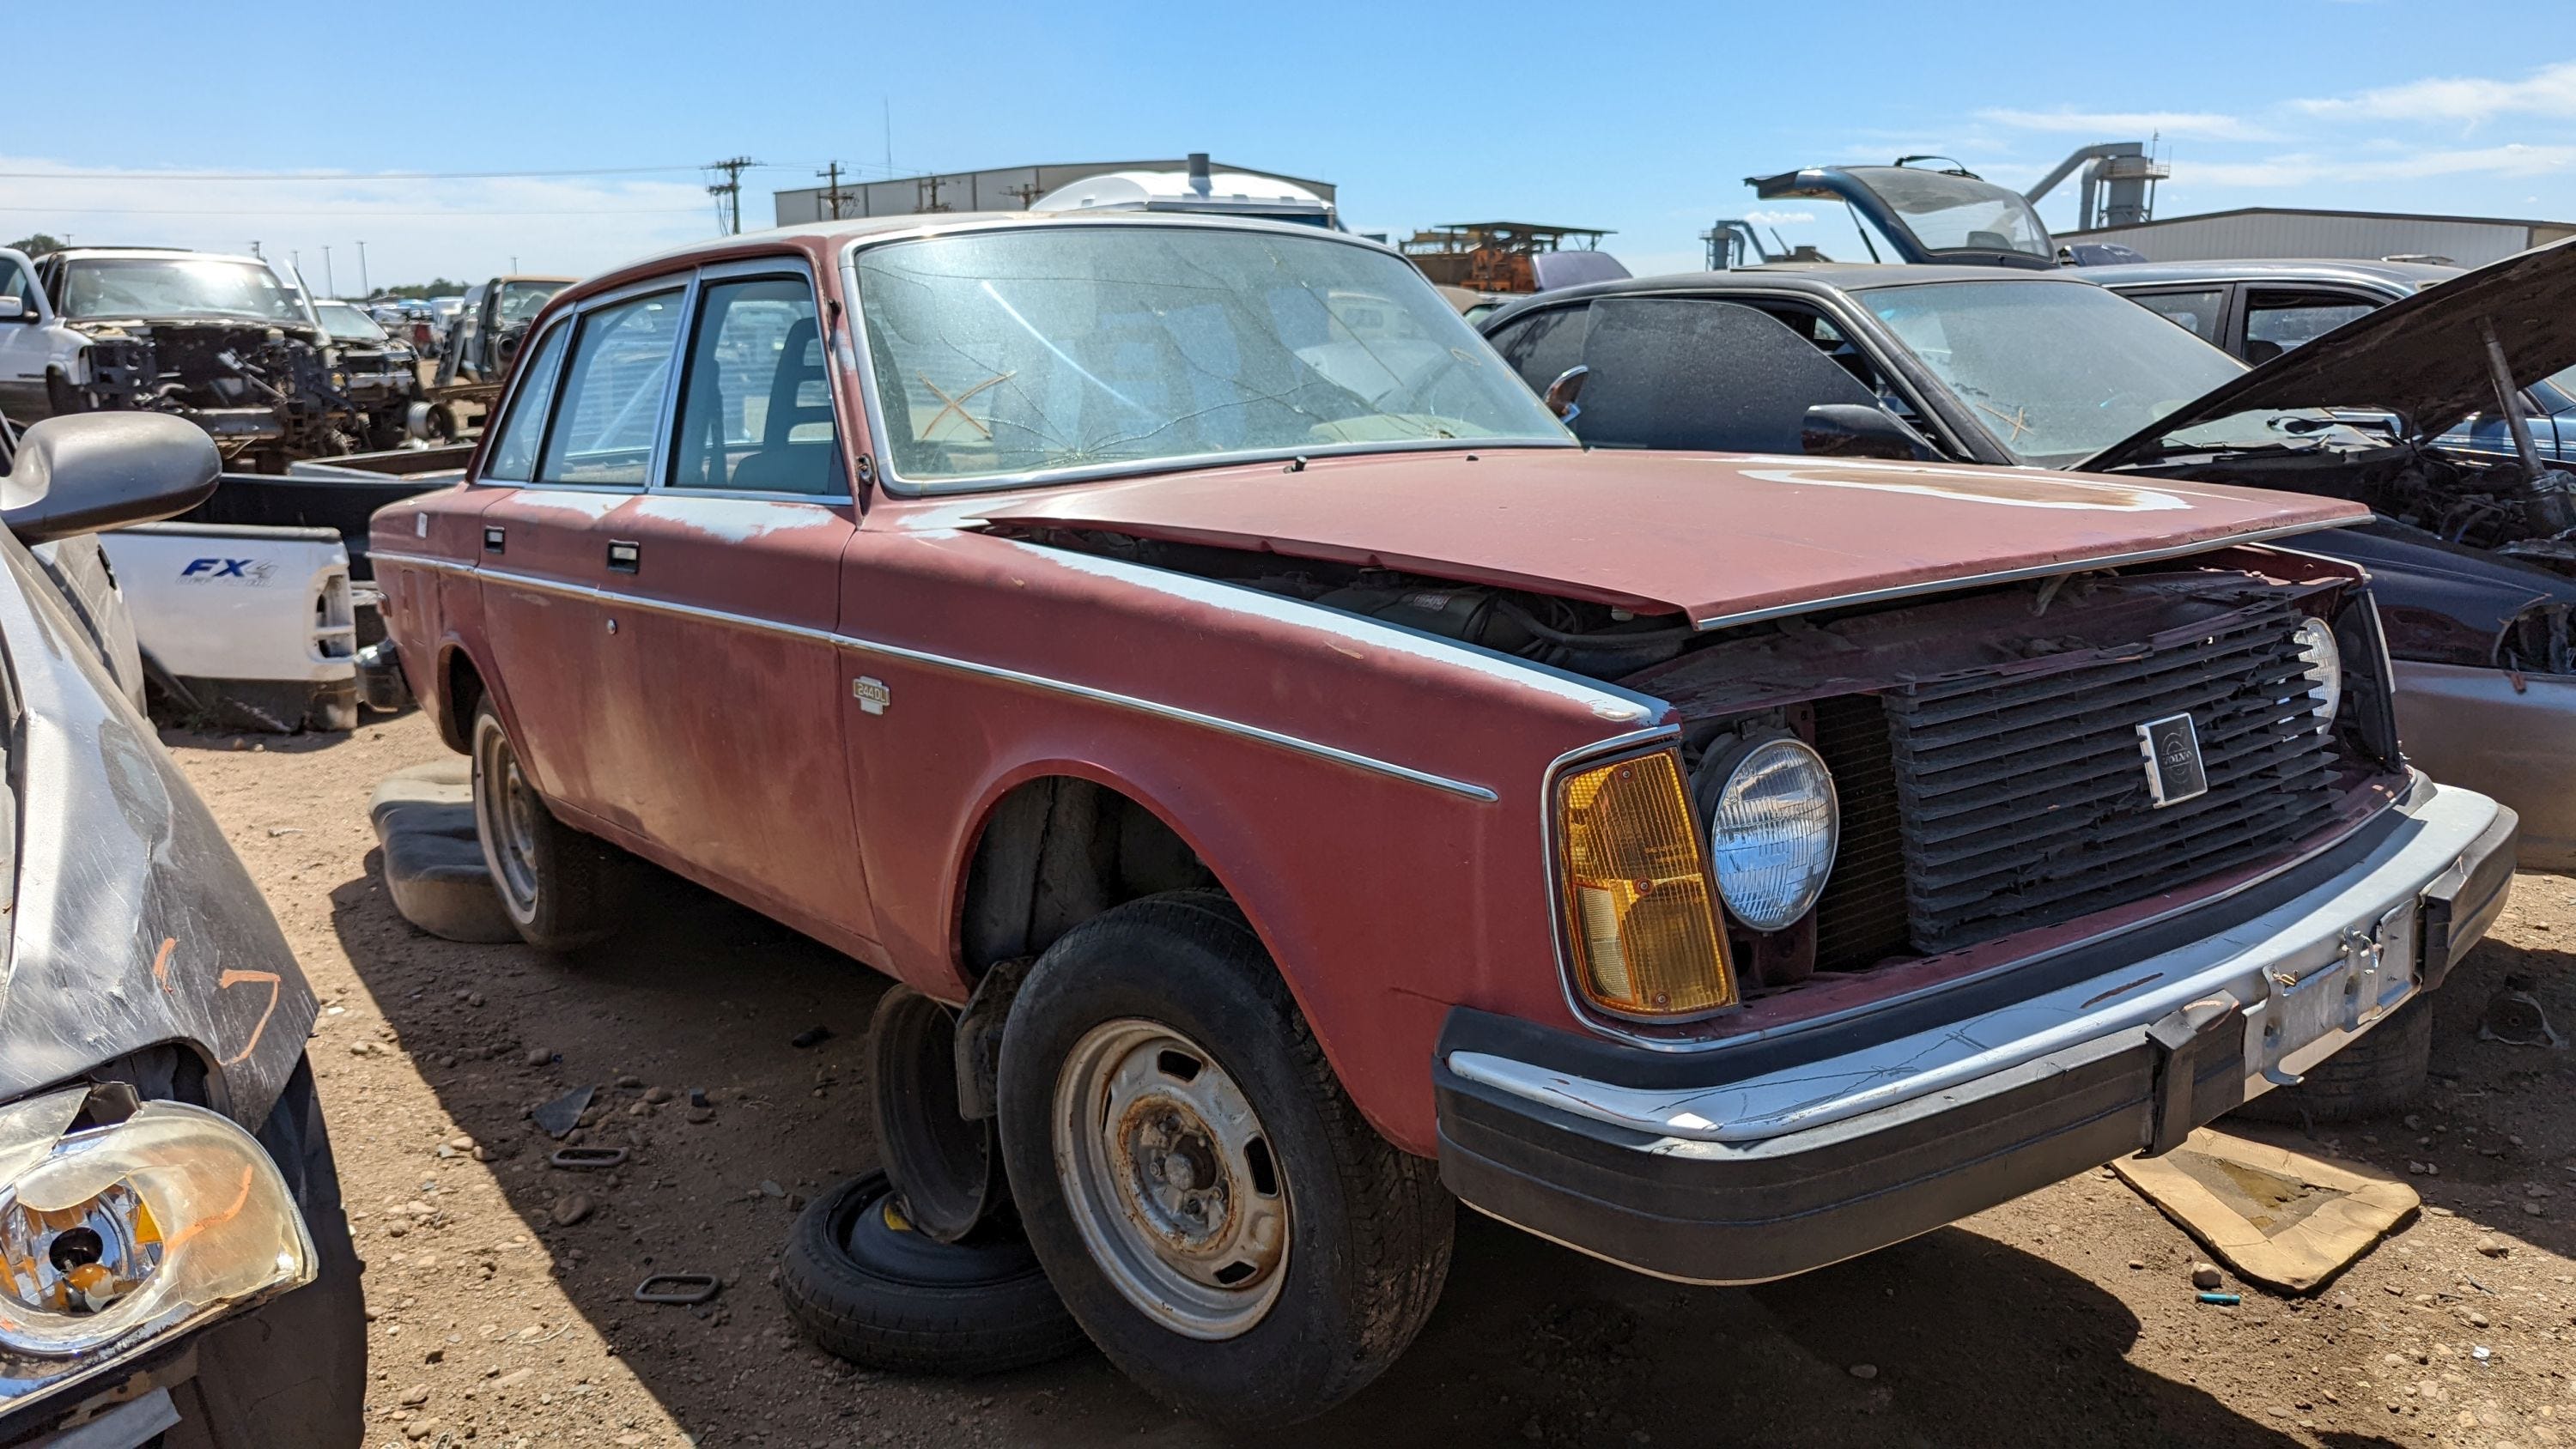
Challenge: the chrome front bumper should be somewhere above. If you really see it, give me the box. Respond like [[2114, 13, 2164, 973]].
[[1433, 781, 2516, 1284]]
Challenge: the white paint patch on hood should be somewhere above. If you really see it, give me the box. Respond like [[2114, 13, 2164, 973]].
[[1727, 458, 2194, 512]]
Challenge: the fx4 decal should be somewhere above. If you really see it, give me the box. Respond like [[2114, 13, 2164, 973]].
[[179, 557, 281, 585]]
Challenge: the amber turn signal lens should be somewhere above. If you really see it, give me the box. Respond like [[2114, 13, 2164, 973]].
[[1555, 749, 1736, 1017]]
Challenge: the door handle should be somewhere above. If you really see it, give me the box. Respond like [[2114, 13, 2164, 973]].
[[483, 525, 505, 555], [606, 539, 640, 573]]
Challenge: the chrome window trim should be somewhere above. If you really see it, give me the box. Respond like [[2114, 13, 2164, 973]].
[[450, 560, 1495, 803], [835, 221, 1577, 500], [654, 256, 855, 506], [1690, 520, 2352, 633]]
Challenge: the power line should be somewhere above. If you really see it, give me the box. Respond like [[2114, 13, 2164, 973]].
[[0, 161, 891, 183], [0, 204, 708, 216]]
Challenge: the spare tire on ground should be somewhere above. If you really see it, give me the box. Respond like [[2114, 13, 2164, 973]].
[[780, 1172, 1086, 1376], [370, 760, 518, 944], [2232, 997, 2433, 1125]]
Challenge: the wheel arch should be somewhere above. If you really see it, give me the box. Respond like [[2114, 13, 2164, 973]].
[[933, 749, 1455, 1156]]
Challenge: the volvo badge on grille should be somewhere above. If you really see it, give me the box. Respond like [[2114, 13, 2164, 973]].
[[2136, 712, 2208, 807]]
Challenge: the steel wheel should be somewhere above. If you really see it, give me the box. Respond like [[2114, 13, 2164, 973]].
[[471, 712, 544, 920], [1052, 1018, 1290, 1341]]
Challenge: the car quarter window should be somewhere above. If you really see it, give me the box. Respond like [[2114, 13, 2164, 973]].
[[537, 288, 684, 487], [669, 275, 844, 495], [1486, 304, 1589, 395], [480, 321, 569, 482], [2123, 288, 2228, 346], [0, 256, 29, 306], [2244, 289, 2376, 361]]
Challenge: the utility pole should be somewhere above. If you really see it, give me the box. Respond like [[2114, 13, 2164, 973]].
[[817, 161, 854, 221], [356, 240, 369, 298], [1006, 179, 1044, 209], [322, 246, 335, 297], [705, 155, 759, 234], [248, 239, 263, 258], [916, 173, 950, 214]]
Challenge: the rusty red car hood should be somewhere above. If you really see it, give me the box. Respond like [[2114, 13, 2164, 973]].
[[969, 448, 2369, 628]]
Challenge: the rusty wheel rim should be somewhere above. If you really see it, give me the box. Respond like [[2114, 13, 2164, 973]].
[[471, 715, 542, 920], [1053, 1018, 1288, 1340]]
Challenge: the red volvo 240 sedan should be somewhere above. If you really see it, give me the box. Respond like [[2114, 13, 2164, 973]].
[[369, 212, 2516, 1424]]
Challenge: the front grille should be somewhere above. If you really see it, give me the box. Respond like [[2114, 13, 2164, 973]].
[[1811, 694, 1911, 972], [1880, 602, 2340, 954]]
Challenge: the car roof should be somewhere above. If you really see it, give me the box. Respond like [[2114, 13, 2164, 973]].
[[607, 209, 1400, 276], [1479, 262, 2100, 326], [2075, 258, 2462, 290]]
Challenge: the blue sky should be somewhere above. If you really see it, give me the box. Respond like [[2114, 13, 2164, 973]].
[[9, 0, 2576, 287]]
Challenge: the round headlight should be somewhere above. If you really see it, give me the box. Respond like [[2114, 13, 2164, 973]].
[[2293, 615, 2341, 734], [1706, 737, 1839, 931]]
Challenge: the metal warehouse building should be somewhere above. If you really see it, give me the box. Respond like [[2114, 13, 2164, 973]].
[[772, 158, 1335, 227], [2063, 206, 2576, 268]]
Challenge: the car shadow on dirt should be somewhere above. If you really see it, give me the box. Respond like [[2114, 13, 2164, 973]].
[[318, 856, 2415, 1449]]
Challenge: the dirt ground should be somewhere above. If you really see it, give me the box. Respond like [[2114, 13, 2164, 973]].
[[167, 712, 2576, 1449]]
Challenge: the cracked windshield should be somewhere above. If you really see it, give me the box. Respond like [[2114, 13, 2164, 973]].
[[854, 227, 1570, 485], [1861, 278, 2249, 467]]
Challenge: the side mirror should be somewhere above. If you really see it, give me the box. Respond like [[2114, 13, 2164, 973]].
[[2, 414, 221, 543], [1542, 364, 1589, 425], [1801, 403, 1937, 462], [0, 296, 25, 322]]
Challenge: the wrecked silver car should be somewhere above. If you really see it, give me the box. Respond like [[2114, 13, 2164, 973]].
[[0, 414, 361, 1445]]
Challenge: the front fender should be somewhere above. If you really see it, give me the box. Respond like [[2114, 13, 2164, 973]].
[[846, 530, 1665, 1156], [0, 534, 313, 1129]]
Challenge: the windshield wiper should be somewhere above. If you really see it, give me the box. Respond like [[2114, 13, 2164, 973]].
[[2105, 437, 2336, 468]]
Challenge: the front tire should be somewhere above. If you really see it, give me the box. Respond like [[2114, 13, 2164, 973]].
[[996, 892, 1452, 1427], [469, 698, 631, 951]]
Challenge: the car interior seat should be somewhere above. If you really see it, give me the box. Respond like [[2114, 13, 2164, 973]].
[[726, 318, 843, 494]]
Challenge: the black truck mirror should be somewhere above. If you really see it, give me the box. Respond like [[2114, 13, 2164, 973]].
[[1801, 403, 1937, 462]]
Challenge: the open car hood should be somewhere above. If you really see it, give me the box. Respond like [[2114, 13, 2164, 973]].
[[2084, 236, 2576, 472], [969, 447, 2368, 630]]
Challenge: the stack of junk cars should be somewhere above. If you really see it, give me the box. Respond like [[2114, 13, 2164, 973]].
[[352, 201, 2534, 1428]]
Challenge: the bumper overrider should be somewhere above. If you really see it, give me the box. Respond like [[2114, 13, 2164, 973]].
[[1435, 779, 2517, 1285], [0, 1084, 316, 1437]]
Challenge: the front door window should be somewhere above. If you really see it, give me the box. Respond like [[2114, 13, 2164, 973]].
[[667, 277, 842, 494]]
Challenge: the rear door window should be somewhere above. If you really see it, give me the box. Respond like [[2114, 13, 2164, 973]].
[[481, 322, 569, 482], [2123, 288, 2229, 347], [538, 289, 683, 487], [669, 276, 842, 494]]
